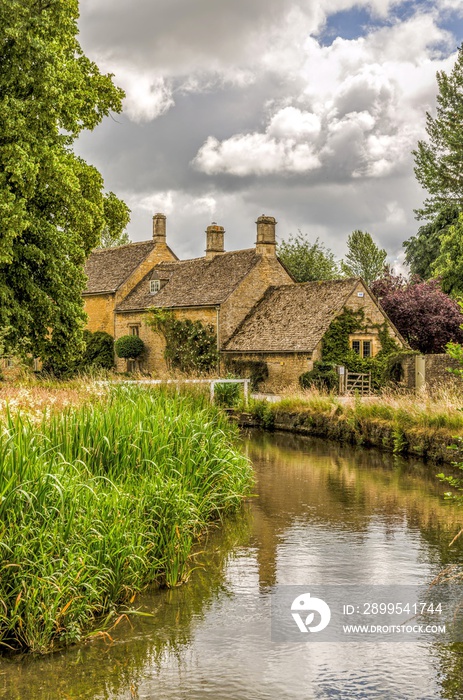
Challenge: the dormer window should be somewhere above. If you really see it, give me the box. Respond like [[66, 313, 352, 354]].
[[150, 279, 161, 294]]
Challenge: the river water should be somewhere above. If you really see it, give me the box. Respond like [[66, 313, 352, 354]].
[[1, 431, 463, 700]]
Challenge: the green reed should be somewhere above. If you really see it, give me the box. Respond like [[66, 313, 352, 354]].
[[0, 386, 253, 653]]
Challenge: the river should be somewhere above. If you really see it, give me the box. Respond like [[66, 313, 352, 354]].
[[1, 430, 463, 700]]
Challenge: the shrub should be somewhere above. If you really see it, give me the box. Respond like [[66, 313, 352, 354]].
[[114, 335, 144, 359], [82, 330, 114, 369], [299, 361, 338, 392]]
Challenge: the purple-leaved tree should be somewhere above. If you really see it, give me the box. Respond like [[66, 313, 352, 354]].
[[371, 274, 463, 354]]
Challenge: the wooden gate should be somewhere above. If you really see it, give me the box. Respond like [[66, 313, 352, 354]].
[[342, 371, 371, 395]]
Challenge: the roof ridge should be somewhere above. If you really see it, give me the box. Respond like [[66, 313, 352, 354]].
[[90, 239, 153, 254]]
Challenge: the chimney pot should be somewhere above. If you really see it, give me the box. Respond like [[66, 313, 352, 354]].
[[152, 213, 166, 244], [205, 223, 225, 260], [256, 214, 277, 255]]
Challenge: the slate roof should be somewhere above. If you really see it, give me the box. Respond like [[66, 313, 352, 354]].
[[84, 241, 157, 294], [224, 279, 362, 353], [116, 249, 261, 311]]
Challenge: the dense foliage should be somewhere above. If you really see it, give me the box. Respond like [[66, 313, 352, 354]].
[[341, 230, 387, 285], [433, 213, 463, 295], [42, 329, 115, 377], [403, 205, 460, 280], [81, 330, 114, 369], [277, 231, 339, 282], [0, 387, 252, 652], [412, 45, 463, 221], [405, 46, 463, 286], [114, 335, 144, 360], [299, 362, 338, 392], [371, 274, 463, 353], [98, 192, 131, 248], [0, 0, 126, 367], [148, 309, 218, 374], [315, 307, 400, 390]]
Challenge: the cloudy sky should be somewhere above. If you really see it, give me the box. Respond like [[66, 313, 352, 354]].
[[76, 0, 463, 265]]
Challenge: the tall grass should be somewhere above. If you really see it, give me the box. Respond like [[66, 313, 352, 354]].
[[246, 387, 463, 462], [0, 386, 253, 654]]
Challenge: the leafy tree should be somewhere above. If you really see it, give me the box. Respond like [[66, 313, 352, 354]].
[[341, 230, 387, 285], [0, 0, 126, 368], [98, 192, 131, 248], [371, 274, 463, 353], [277, 231, 339, 282], [403, 205, 460, 279], [432, 213, 463, 295], [413, 45, 463, 221]]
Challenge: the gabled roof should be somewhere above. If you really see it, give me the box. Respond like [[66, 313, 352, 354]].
[[224, 278, 362, 353], [116, 249, 261, 311], [84, 241, 157, 294]]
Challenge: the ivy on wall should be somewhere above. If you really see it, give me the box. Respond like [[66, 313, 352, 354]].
[[147, 309, 218, 374], [305, 307, 403, 390]]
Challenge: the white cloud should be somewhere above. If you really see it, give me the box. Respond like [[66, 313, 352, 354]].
[[193, 14, 456, 178], [75, 0, 463, 260], [268, 107, 321, 139], [135, 191, 175, 216], [193, 133, 321, 176]]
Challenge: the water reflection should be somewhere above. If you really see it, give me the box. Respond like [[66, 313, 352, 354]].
[[1, 431, 462, 700]]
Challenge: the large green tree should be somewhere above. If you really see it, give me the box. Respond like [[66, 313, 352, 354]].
[[404, 46, 463, 275], [403, 205, 459, 279], [0, 0, 126, 366], [98, 192, 131, 248], [341, 230, 387, 285], [277, 231, 339, 282], [433, 213, 463, 295], [412, 45, 463, 221]]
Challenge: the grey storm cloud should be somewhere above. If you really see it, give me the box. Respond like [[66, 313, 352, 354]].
[[79, 0, 300, 71], [75, 0, 463, 265]]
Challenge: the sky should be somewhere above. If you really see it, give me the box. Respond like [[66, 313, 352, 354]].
[[76, 0, 463, 266]]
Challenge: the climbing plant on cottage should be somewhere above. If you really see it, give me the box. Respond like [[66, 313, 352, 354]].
[[147, 309, 218, 374], [299, 307, 401, 391]]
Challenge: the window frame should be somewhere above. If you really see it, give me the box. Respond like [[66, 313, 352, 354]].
[[150, 279, 161, 294]]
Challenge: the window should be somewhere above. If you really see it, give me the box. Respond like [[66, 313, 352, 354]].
[[352, 339, 372, 358], [129, 325, 140, 337], [150, 279, 161, 294]]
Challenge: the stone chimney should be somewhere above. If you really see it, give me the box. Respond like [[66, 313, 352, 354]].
[[205, 222, 225, 260], [152, 213, 167, 245], [256, 215, 277, 255]]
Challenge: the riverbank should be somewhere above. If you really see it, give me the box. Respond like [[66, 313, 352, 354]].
[[0, 386, 252, 654], [237, 390, 463, 464]]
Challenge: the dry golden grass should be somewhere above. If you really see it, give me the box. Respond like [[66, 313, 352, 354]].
[[0, 379, 104, 419]]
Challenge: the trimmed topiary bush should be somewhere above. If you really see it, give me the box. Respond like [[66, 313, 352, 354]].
[[114, 335, 144, 359]]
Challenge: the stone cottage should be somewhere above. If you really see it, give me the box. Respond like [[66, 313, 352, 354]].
[[222, 278, 405, 390], [83, 214, 177, 338], [83, 214, 293, 373]]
